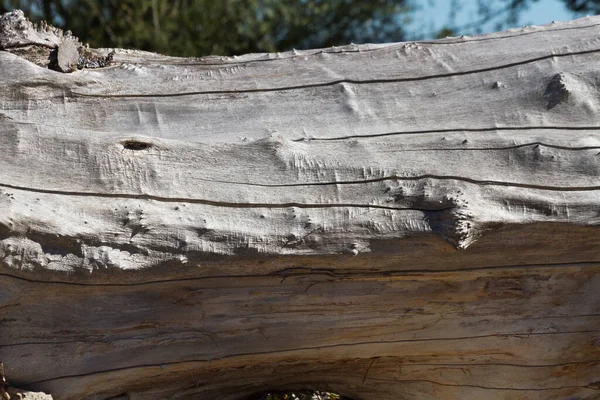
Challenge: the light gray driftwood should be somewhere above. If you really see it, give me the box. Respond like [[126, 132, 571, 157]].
[[1, 9, 600, 400]]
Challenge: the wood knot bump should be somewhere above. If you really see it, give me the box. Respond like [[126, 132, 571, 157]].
[[544, 73, 571, 110]]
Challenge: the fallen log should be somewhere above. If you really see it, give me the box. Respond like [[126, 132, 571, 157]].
[[1, 9, 599, 400]]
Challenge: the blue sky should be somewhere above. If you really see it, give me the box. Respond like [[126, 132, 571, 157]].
[[407, 0, 581, 39]]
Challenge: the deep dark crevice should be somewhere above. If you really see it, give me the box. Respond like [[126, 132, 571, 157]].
[[25, 231, 83, 257], [47, 47, 59, 72], [0, 223, 10, 239], [120, 139, 153, 151], [0, 223, 143, 259]]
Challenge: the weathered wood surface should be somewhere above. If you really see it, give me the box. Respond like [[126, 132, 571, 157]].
[[1, 9, 600, 400]]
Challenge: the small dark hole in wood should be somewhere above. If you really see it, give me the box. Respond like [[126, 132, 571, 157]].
[[121, 140, 152, 151], [47, 48, 59, 71]]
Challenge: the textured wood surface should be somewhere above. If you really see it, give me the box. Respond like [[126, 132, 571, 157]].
[[0, 10, 599, 400]]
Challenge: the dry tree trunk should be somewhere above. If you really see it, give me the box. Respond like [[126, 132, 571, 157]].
[[1, 9, 600, 400]]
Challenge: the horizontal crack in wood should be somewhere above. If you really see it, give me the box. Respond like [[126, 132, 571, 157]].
[[2, 175, 600, 194], [296, 126, 600, 141], [1, 261, 599, 287], [70, 48, 600, 98], [362, 377, 599, 391], [20, 329, 600, 386]]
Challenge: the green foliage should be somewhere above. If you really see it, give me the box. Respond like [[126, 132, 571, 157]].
[[563, 0, 600, 13], [441, 0, 600, 37], [0, 0, 410, 56]]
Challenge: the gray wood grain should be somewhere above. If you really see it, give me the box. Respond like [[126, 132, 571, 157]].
[[0, 9, 599, 400]]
